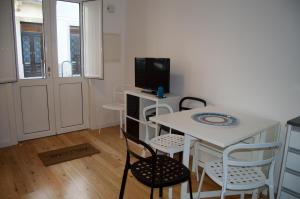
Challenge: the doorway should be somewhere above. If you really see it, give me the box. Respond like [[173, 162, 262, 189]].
[[14, 0, 89, 140]]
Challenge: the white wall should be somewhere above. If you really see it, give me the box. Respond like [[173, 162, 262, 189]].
[[89, 0, 127, 129], [125, 0, 300, 123]]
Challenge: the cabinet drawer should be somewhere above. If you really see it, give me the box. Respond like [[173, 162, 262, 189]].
[[286, 150, 300, 173], [280, 191, 298, 199], [290, 130, 300, 150], [283, 172, 300, 193]]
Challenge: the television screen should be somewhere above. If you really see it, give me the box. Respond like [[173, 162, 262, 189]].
[[135, 58, 170, 93]]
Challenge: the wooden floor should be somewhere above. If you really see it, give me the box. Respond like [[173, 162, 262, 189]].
[[0, 126, 267, 199]]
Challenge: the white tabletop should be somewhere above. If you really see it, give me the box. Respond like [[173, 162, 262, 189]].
[[150, 106, 279, 148]]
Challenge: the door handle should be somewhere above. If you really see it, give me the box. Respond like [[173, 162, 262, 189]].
[[46, 66, 51, 78]]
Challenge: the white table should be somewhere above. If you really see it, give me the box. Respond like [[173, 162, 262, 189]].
[[150, 106, 279, 199]]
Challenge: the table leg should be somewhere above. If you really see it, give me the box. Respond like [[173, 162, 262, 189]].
[[181, 134, 193, 199]]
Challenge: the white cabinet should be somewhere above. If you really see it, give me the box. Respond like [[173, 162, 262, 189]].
[[124, 90, 180, 141], [277, 117, 300, 199]]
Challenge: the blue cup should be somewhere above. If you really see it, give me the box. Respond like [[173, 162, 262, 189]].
[[157, 86, 164, 98]]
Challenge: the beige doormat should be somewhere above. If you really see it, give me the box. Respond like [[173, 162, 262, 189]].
[[38, 143, 100, 166]]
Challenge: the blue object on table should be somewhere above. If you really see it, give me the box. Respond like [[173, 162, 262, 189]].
[[157, 86, 164, 98]]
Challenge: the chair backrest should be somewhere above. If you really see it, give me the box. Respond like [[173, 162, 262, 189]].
[[143, 103, 174, 121], [222, 141, 282, 190], [143, 104, 174, 139], [122, 129, 156, 165], [143, 104, 174, 117], [179, 97, 207, 111]]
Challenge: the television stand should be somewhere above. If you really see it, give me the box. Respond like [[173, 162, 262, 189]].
[[124, 90, 180, 142], [141, 90, 157, 95]]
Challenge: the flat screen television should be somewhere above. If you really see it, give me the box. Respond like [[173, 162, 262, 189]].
[[135, 57, 170, 93]]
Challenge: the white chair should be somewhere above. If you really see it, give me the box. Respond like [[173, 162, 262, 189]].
[[193, 141, 223, 181], [143, 103, 185, 199], [102, 86, 128, 138], [197, 141, 281, 199], [178, 97, 223, 182]]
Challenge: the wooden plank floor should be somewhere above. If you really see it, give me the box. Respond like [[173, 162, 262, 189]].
[[0, 126, 267, 199]]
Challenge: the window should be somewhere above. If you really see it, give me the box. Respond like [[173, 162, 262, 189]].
[[14, 0, 45, 79], [56, 1, 81, 77], [70, 26, 81, 76], [83, 0, 103, 79], [13, 0, 103, 79], [21, 22, 44, 78]]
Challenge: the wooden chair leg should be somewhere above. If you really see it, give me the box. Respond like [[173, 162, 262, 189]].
[[119, 166, 129, 199], [159, 187, 163, 198], [188, 175, 193, 199]]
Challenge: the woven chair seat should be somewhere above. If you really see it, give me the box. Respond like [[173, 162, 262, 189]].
[[131, 155, 190, 188], [149, 134, 184, 154], [205, 159, 266, 190]]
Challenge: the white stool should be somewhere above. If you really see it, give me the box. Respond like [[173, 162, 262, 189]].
[[102, 103, 124, 138]]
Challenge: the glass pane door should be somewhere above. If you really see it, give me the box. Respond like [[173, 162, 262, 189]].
[[56, 1, 81, 77], [14, 0, 45, 79]]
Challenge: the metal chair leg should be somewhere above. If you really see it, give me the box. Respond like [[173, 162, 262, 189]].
[[119, 110, 123, 138], [221, 186, 226, 199], [150, 188, 154, 199], [251, 189, 259, 199], [269, 185, 275, 199], [159, 187, 163, 198], [119, 166, 129, 199], [197, 170, 206, 199], [158, 127, 162, 136], [168, 153, 174, 199], [221, 192, 226, 199], [240, 193, 245, 199]]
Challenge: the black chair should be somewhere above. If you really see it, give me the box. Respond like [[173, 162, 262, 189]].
[[179, 96, 207, 111], [119, 129, 193, 199]]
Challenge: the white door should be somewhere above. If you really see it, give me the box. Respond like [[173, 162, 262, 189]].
[[52, 0, 89, 134], [14, 0, 89, 140]]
